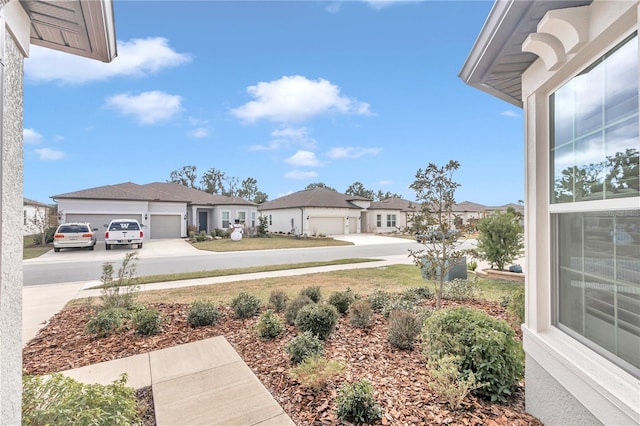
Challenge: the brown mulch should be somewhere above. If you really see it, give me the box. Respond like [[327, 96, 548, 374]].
[[23, 299, 541, 426]]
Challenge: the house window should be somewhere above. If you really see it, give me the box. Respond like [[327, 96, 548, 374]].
[[550, 34, 640, 377], [386, 214, 396, 228], [269, 215, 272, 226], [251, 211, 256, 227], [222, 211, 230, 228], [376, 215, 382, 227], [237, 211, 246, 223]]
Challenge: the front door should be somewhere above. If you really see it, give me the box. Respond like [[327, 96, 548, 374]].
[[198, 211, 208, 232]]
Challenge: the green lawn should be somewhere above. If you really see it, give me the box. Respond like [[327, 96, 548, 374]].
[[189, 234, 353, 252], [23, 235, 51, 260]]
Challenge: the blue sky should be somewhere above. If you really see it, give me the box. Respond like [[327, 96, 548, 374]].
[[24, 0, 524, 206]]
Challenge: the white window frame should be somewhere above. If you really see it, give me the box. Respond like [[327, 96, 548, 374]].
[[376, 214, 382, 227], [221, 210, 230, 229], [386, 214, 397, 228]]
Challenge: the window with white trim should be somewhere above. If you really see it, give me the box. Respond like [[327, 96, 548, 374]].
[[222, 211, 230, 229], [251, 211, 256, 227], [386, 214, 397, 228], [376, 214, 382, 227], [550, 33, 640, 377], [237, 211, 246, 223]]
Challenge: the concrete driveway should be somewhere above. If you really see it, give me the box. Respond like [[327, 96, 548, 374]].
[[332, 234, 413, 245]]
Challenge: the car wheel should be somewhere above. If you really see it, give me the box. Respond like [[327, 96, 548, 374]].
[[89, 245, 94, 251], [138, 243, 143, 249], [105, 244, 111, 250], [54, 248, 60, 252]]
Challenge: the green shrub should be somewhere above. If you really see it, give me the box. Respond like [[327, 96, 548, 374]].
[[367, 290, 392, 313], [467, 260, 478, 271], [187, 300, 221, 327], [23, 373, 140, 425], [285, 331, 324, 365], [133, 307, 162, 336], [427, 354, 485, 410], [86, 307, 126, 338], [401, 286, 434, 301], [422, 306, 524, 403], [300, 286, 322, 303], [295, 303, 339, 340], [288, 355, 346, 392], [32, 226, 57, 245], [335, 379, 383, 425], [328, 289, 355, 315], [255, 309, 285, 340], [196, 230, 207, 242], [442, 278, 479, 301], [230, 292, 261, 319], [507, 286, 525, 326], [284, 295, 314, 325], [388, 310, 421, 350], [99, 252, 140, 310], [381, 297, 416, 318], [349, 299, 373, 329], [268, 290, 288, 312]]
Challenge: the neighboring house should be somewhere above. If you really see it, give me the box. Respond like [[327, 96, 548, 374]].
[[23, 197, 55, 236], [258, 187, 370, 236], [0, 1, 117, 421], [367, 197, 418, 233], [52, 182, 257, 240], [461, 1, 639, 424]]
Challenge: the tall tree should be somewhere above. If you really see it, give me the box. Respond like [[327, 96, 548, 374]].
[[200, 168, 227, 194], [345, 181, 374, 199], [408, 160, 465, 309], [304, 182, 337, 191], [374, 190, 402, 201], [169, 165, 198, 188], [237, 177, 269, 203]]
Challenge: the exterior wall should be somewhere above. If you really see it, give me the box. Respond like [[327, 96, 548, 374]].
[[521, 1, 639, 424], [23, 202, 53, 235], [260, 208, 305, 234], [0, 2, 29, 422], [260, 207, 361, 236], [367, 209, 410, 233]]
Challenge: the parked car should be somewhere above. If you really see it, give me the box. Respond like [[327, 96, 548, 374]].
[[104, 219, 143, 250], [53, 223, 97, 252]]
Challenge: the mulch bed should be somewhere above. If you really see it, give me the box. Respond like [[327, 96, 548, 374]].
[[23, 299, 540, 425]]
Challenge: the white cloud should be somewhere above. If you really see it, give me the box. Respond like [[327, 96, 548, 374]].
[[35, 148, 65, 161], [249, 126, 318, 151], [285, 170, 319, 180], [378, 180, 392, 186], [105, 91, 183, 124], [362, 0, 418, 10], [24, 128, 43, 145], [231, 75, 372, 123], [189, 128, 209, 138], [25, 37, 191, 84], [326, 146, 382, 159], [501, 110, 519, 118], [286, 150, 321, 167]]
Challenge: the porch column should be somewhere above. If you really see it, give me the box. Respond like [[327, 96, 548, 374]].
[[0, 1, 29, 422]]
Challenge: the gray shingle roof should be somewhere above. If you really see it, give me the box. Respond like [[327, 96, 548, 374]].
[[52, 182, 256, 206], [258, 187, 364, 210], [369, 197, 418, 212]]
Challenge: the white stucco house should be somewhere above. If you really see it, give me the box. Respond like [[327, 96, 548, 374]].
[[461, 1, 639, 424], [257, 187, 370, 236], [53, 182, 258, 240], [23, 197, 55, 236], [366, 197, 418, 233], [0, 0, 117, 421]]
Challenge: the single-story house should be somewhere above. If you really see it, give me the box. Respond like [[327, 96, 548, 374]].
[[23, 197, 56, 236], [366, 197, 418, 233], [0, 0, 117, 420], [52, 182, 258, 240], [461, 0, 639, 424], [257, 187, 370, 236]]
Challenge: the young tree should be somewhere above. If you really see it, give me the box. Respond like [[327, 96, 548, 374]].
[[29, 207, 52, 246], [408, 160, 465, 309], [475, 208, 524, 271]]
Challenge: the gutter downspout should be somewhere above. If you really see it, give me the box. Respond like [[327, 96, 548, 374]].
[[299, 207, 304, 237]]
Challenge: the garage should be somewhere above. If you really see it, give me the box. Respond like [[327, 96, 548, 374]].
[[150, 214, 181, 239], [308, 217, 344, 236], [65, 214, 142, 241]]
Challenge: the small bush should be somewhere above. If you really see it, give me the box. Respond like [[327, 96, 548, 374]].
[[133, 307, 162, 336], [285, 295, 314, 325], [99, 253, 140, 310], [467, 260, 478, 271], [195, 230, 207, 242], [187, 300, 220, 327], [335, 379, 383, 425], [268, 290, 288, 312], [230, 292, 261, 319], [255, 309, 285, 340], [23, 373, 140, 425], [367, 290, 392, 313], [86, 307, 126, 338], [442, 278, 479, 301], [427, 354, 485, 410], [422, 306, 524, 403], [288, 355, 345, 392], [401, 286, 434, 301], [328, 289, 355, 315], [295, 303, 339, 340], [507, 286, 525, 326], [285, 331, 324, 365], [388, 310, 421, 350], [349, 299, 373, 329], [300, 286, 322, 303], [381, 297, 416, 318]]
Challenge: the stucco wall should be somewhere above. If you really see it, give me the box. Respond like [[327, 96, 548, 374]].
[[0, 4, 25, 422]]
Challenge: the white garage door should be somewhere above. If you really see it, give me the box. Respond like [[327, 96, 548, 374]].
[[308, 217, 343, 236], [150, 215, 181, 239], [65, 214, 142, 241]]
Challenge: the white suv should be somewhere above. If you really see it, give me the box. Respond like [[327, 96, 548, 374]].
[[104, 219, 143, 250]]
